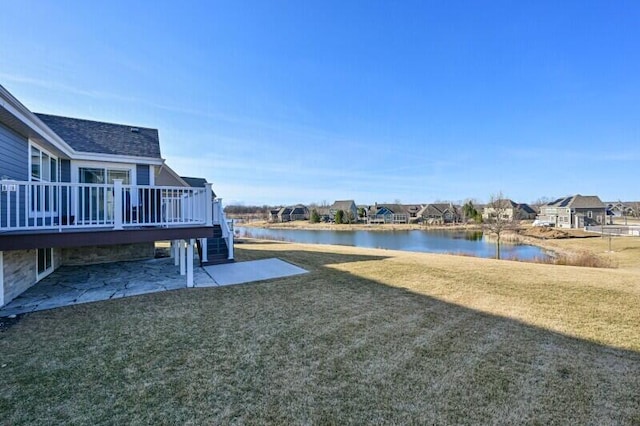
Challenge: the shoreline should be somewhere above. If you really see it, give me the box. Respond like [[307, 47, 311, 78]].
[[235, 220, 609, 262], [236, 220, 483, 232]]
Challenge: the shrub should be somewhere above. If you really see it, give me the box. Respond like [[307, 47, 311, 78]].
[[310, 209, 320, 223]]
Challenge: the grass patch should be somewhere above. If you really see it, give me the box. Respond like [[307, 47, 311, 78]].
[[1, 241, 639, 423]]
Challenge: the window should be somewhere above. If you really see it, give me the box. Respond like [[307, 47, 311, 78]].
[[79, 167, 130, 184], [78, 167, 131, 223], [29, 145, 58, 215], [107, 169, 130, 184], [30, 145, 58, 183], [37, 248, 53, 280], [587, 211, 593, 219]]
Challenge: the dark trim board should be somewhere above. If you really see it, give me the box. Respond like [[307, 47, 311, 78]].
[[0, 226, 215, 251]]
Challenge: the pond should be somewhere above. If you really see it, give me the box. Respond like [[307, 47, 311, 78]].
[[236, 227, 549, 260]]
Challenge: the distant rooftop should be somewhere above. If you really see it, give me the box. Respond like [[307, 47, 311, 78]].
[[181, 176, 216, 197]]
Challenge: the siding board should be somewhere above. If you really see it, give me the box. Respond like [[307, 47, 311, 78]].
[[0, 122, 28, 181], [0, 123, 28, 228]]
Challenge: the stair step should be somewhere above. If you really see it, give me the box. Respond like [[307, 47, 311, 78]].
[[202, 258, 235, 266]]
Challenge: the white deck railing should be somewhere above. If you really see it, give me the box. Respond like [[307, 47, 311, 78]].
[[213, 198, 234, 259], [0, 179, 213, 232]]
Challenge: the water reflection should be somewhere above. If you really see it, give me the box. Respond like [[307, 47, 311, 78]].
[[236, 227, 548, 261]]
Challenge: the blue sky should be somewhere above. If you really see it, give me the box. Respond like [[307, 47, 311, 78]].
[[1, 1, 639, 205]]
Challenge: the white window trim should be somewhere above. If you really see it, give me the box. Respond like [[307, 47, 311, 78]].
[[36, 248, 54, 281], [28, 142, 59, 218], [149, 165, 155, 186], [71, 161, 137, 186], [71, 161, 138, 221], [29, 142, 59, 181]]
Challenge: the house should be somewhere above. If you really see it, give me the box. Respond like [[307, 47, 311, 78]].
[[482, 200, 537, 222], [277, 207, 293, 222], [403, 204, 423, 223], [269, 204, 309, 222], [418, 203, 461, 225], [0, 84, 233, 308], [268, 208, 281, 222], [367, 203, 409, 224], [329, 200, 358, 222], [356, 205, 368, 220], [314, 206, 331, 222], [537, 195, 606, 228], [288, 204, 309, 221], [605, 201, 637, 218]]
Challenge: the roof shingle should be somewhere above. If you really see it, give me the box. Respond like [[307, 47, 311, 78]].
[[35, 113, 161, 158]]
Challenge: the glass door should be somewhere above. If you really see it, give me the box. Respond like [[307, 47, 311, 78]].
[[79, 168, 105, 223], [78, 167, 131, 223]]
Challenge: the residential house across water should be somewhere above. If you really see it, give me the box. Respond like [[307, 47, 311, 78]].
[[537, 195, 606, 228]]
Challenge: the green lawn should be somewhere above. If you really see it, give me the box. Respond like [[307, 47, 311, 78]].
[[1, 241, 639, 424]]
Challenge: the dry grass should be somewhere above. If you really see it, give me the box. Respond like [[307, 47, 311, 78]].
[[1, 241, 639, 424], [514, 250, 618, 268], [527, 233, 640, 270]]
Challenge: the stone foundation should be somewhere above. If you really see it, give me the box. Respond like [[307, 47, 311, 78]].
[[2, 248, 63, 306], [3, 249, 37, 304], [61, 243, 155, 266]]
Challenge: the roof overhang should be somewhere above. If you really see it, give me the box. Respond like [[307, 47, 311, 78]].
[[1, 85, 75, 158]]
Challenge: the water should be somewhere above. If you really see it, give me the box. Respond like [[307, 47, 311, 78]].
[[236, 227, 548, 260]]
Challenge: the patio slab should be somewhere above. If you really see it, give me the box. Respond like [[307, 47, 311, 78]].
[[201, 258, 308, 287], [0, 257, 308, 318], [0, 257, 215, 317]]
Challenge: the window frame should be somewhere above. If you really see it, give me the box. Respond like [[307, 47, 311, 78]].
[[36, 247, 54, 281], [28, 143, 59, 217]]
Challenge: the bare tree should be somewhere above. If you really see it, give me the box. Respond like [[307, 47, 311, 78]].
[[483, 191, 516, 259], [530, 196, 553, 208]]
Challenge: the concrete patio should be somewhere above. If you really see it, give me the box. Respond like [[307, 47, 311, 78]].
[[0, 257, 308, 317]]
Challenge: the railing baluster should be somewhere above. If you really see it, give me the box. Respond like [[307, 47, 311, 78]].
[[0, 181, 212, 231]]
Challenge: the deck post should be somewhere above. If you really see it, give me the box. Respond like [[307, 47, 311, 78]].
[[113, 179, 123, 230], [227, 229, 234, 260], [179, 240, 186, 276], [201, 238, 208, 262], [173, 240, 180, 266], [186, 239, 195, 287], [205, 183, 213, 226]]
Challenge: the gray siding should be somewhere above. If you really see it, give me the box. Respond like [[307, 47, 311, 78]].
[[0, 123, 28, 228], [0, 122, 28, 180], [136, 164, 150, 185], [60, 159, 71, 183]]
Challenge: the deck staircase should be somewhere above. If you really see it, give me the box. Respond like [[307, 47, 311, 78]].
[[197, 224, 233, 266]]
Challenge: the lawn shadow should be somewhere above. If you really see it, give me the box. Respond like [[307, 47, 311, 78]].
[[227, 242, 640, 423], [234, 241, 392, 271], [0, 242, 639, 424]]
